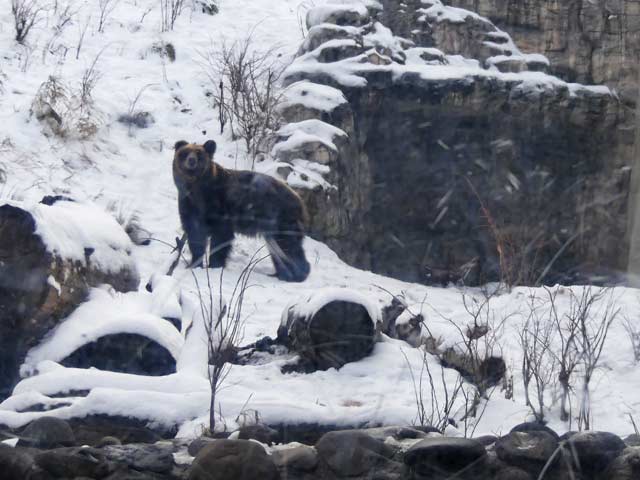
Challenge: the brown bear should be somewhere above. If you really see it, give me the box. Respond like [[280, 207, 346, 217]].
[[172, 139, 310, 282]]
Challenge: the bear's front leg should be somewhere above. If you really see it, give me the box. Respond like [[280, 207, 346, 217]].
[[209, 224, 235, 268], [179, 199, 208, 268]]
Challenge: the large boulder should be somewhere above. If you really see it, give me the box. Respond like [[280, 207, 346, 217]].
[[278, 289, 381, 371], [315, 430, 401, 478], [188, 440, 279, 480], [0, 199, 139, 399], [19, 417, 75, 449], [602, 446, 640, 480], [563, 431, 626, 475], [495, 431, 558, 474], [404, 437, 487, 478]]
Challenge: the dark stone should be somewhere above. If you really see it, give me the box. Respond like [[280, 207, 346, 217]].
[[624, 434, 640, 447], [61, 333, 176, 376], [188, 439, 279, 480], [188, 437, 217, 457], [40, 195, 75, 205], [103, 443, 175, 473], [68, 415, 168, 446], [268, 423, 362, 445], [315, 430, 395, 477], [602, 446, 640, 480], [97, 436, 122, 447], [475, 435, 498, 446], [493, 466, 534, 480], [117, 112, 155, 129], [495, 431, 558, 472], [510, 422, 560, 440], [0, 444, 36, 480], [19, 417, 75, 449], [404, 437, 487, 478], [237, 425, 279, 445], [272, 445, 318, 472], [564, 431, 626, 474], [280, 298, 377, 371], [34, 447, 111, 479]]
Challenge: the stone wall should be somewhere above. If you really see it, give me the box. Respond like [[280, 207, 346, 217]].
[[275, 0, 634, 285]]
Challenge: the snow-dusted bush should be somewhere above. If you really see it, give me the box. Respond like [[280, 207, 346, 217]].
[[160, 0, 186, 32], [12, 0, 46, 44], [30, 74, 103, 140], [201, 35, 285, 163], [97, 0, 120, 33]]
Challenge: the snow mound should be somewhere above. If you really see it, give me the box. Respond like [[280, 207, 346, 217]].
[[16, 199, 136, 274], [21, 287, 184, 377]]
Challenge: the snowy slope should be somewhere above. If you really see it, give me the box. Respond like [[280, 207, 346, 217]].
[[0, 0, 639, 440]]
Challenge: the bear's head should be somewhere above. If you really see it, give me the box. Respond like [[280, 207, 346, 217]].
[[173, 140, 217, 182]]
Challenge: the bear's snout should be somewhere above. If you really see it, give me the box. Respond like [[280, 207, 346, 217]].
[[185, 154, 198, 170]]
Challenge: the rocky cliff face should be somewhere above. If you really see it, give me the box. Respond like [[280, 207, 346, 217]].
[[274, 0, 634, 286], [444, 0, 640, 105]]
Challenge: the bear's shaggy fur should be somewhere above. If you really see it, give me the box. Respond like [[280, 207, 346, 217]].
[[173, 139, 310, 282]]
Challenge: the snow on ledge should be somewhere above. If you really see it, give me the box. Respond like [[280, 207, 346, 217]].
[[281, 81, 348, 113]]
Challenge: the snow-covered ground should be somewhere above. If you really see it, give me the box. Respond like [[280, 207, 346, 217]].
[[0, 0, 639, 440]]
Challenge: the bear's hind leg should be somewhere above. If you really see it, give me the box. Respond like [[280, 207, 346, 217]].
[[209, 224, 235, 268], [266, 233, 310, 282]]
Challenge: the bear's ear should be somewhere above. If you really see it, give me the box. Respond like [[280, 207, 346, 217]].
[[174, 140, 188, 151], [203, 140, 217, 156]]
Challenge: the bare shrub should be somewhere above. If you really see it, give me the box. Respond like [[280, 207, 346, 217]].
[[160, 0, 185, 32], [518, 291, 557, 423], [427, 291, 508, 397], [195, 252, 266, 432], [402, 347, 468, 433], [575, 287, 619, 431], [97, 0, 120, 33], [12, 0, 46, 44], [42, 2, 77, 64], [201, 35, 285, 163], [117, 83, 158, 135], [623, 313, 640, 363], [31, 69, 104, 140], [75, 14, 91, 60], [107, 202, 151, 246]]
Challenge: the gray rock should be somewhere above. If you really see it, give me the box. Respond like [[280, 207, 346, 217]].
[[20, 417, 75, 449], [188, 439, 278, 480], [0, 445, 36, 480], [103, 443, 175, 473], [34, 447, 112, 479], [601, 446, 640, 480], [510, 422, 560, 440], [315, 430, 395, 477], [272, 445, 318, 472], [404, 437, 487, 478], [495, 431, 558, 472], [237, 425, 279, 445], [624, 434, 640, 447], [187, 437, 217, 457], [564, 431, 626, 474]]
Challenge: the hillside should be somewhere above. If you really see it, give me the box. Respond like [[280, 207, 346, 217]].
[[1, 1, 640, 479]]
